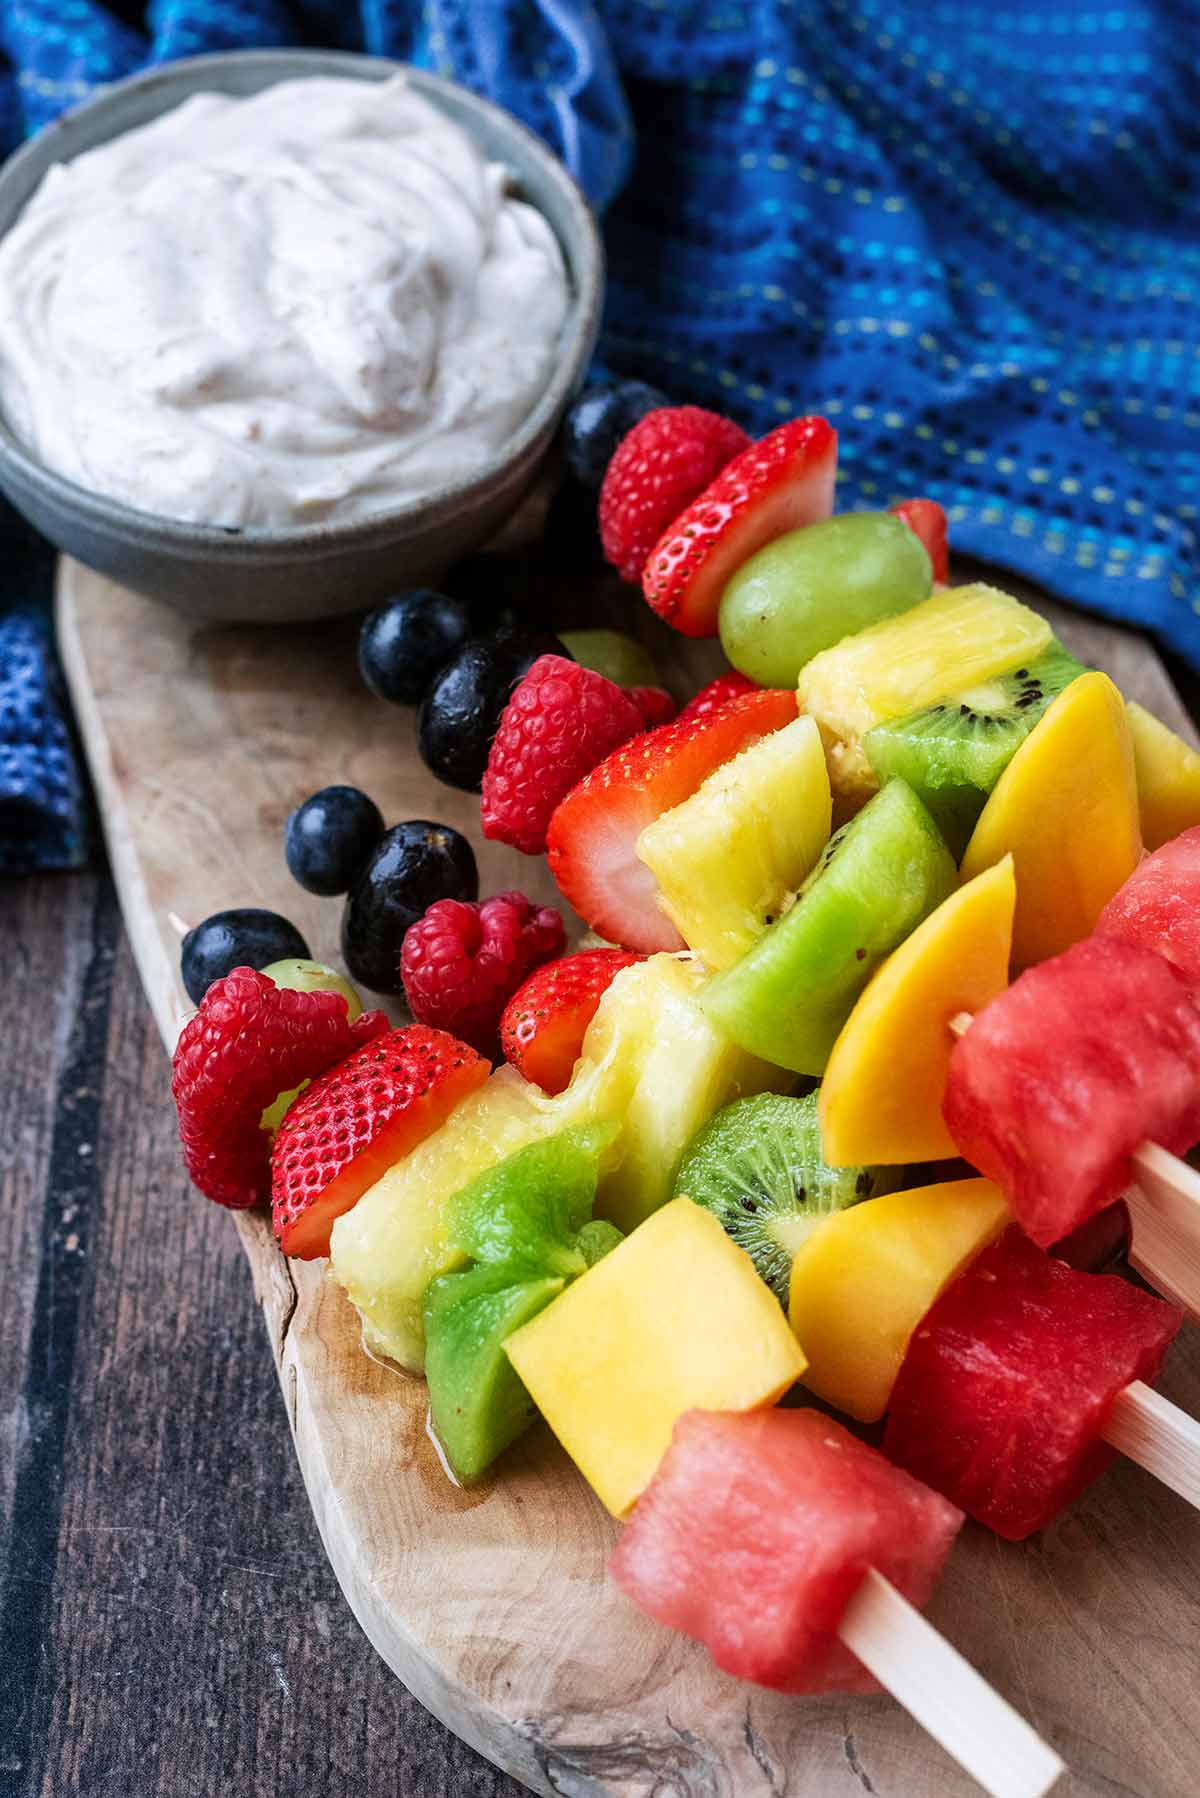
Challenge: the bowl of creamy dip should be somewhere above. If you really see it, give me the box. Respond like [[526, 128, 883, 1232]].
[[0, 51, 603, 621]]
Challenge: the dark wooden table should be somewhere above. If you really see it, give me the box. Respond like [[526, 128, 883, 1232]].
[[1, 863, 523, 1798]]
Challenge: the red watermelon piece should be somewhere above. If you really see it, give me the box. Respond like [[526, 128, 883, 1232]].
[[609, 1408, 962, 1696], [943, 934, 1200, 1246], [885, 1227, 1182, 1541], [1096, 826, 1200, 985]]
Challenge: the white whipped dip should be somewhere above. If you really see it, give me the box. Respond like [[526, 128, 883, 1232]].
[[0, 76, 570, 529]]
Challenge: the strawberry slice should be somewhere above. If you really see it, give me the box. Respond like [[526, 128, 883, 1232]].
[[642, 417, 837, 638], [501, 947, 646, 1094], [546, 687, 799, 952], [890, 498, 949, 585], [270, 1025, 490, 1259]]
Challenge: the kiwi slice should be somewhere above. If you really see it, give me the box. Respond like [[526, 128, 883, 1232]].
[[675, 1092, 899, 1304], [699, 778, 956, 1076], [864, 641, 1087, 856]]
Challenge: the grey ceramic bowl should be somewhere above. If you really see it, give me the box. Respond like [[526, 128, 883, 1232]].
[[0, 51, 603, 622]]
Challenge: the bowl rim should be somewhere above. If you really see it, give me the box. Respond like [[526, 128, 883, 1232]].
[[0, 47, 604, 559]]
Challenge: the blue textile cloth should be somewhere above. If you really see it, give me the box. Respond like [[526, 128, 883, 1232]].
[[2, 0, 1200, 871]]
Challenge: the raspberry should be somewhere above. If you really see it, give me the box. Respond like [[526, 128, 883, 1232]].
[[679, 670, 759, 724], [599, 406, 751, 585], [629, 685, 678, 729], [480, 654, 644, 855], [401, 891, 567, 1056], [171, 967, 388, 1209]]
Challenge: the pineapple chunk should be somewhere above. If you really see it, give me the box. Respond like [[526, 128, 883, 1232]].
[[798, 583, 1053, 797], [1126, 701, 1200, 850], [585, 954, 786, 1233], [505, 1198, 806, 1516], [635, 715, 832, 970]]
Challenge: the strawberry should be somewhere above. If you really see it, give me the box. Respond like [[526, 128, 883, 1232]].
[[546, 687, 798, 952], [270, 1025, 490, 1258], [890, 498, 949, 584], [500, 948, 645, 1094], [679, 670, 759, 723], [481, 654, 644, 855], [599, 405, 752, 584], [629, 685, 678, 728], [642, 417, 838, 638]]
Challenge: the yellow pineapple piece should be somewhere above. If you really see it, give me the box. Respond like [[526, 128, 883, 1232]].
[[1126, 701, 1200, 850], [636, 715, 831, 970], [579, 954, 786, 1234], [505, 1198, 806, 1516], [960, 672, 1141, 968], [797, 583, 1053, 797], [819, 856, 1016, 1165], [787, 1179, 1009, 1422]]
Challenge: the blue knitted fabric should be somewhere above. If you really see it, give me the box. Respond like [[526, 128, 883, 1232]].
[[2, 0, 1200, 870]]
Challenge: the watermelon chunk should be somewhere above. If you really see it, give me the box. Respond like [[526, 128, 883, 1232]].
[[943, 935, 1200, 1246], [884, 1227, 1182, 1541], [1097, 826, 1200, 985], [609, 1408, 962, 1695]]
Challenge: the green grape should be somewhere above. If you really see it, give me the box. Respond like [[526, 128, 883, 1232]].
[[718, 512, 932, 688]]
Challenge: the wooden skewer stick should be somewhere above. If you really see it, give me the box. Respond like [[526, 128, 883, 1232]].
[[948, 1012, 1200, 1322], [838, 1569, 1065, 1798], [1100, 1379, 1200, 1510]]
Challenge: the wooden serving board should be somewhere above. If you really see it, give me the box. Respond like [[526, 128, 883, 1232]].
[[58, 556, 1200, 1798]]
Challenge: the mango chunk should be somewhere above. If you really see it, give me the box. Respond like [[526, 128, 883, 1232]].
[[1126, 701, 1200, 850], [788, 1179, 1009, 1423], [819, 856, 1016, 1165], [960, 672, 1141, 968], [505, 1198, 806, 1516]]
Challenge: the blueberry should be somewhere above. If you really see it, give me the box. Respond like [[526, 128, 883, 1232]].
[[285, 785, 384, 896], [358, 589, 474, 706], [417, 627, 567, 792], [341, 821, 479, 993], [562, 379, 670, 491], [181, 908, 311, 1006]]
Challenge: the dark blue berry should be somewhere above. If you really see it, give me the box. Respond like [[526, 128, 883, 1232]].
[[181, 909, 310, 1006], [417, 627, 567, 792], [285, 785, 384, 896], [358, 590, 474, 706], [563, 380, 670, 491], [341, 821, 479, 994]]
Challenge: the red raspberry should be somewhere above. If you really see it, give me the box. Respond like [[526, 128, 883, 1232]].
[[480, 654, 644, 855], [679, 670, 759, 723], [171, 967, 388, 1209], [629, 685, 677, 729], [401, 891, 567, 1056], [599, 406, 751, 584]]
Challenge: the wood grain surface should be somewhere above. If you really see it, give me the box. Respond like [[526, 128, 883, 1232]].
[[33, 551, 1200, 1798]]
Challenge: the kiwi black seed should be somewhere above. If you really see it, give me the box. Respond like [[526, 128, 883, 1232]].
[[673, 1091, 900, 1305], [863, 640, 1088, 857]]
